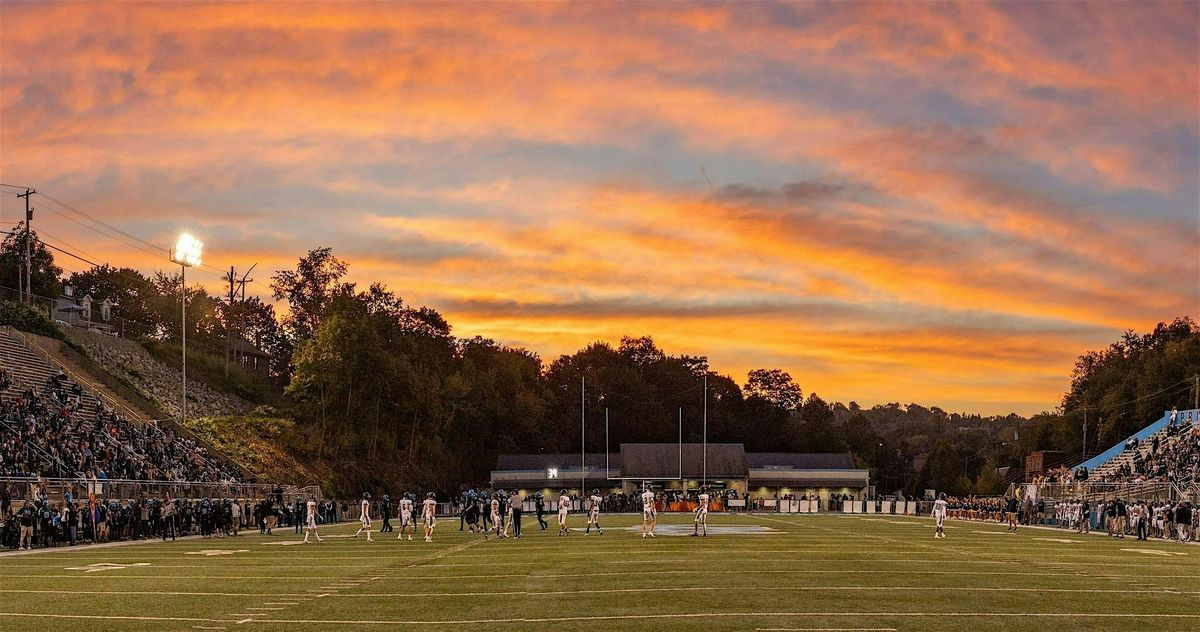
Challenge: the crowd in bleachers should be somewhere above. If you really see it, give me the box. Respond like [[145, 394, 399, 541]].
[[1089, 420, 1200, 485], [0, 367, 240, 483]]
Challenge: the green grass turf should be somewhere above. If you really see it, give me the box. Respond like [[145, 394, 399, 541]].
[[1, 513, 1197, 631]]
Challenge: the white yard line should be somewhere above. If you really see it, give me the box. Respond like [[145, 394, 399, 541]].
[[4, 611, 1200, 626], [756, 628, 897, 631], [1, 583, 1197, 599]]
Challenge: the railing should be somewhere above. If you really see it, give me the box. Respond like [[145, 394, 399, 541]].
[[1037, 480, 1174, 502], [0, 416, 81, 478], [3, 325, 252, 479]]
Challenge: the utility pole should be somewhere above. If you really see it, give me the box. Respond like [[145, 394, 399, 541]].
[[225, 266, 236, 378], [16, 189, 34, 303], [1194, 375, 1198, 411], [1081, 408, 1087, 461], [235, 264, 256, 370]]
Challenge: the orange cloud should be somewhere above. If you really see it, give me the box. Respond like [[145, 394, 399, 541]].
[[1, 1, 1196, 416]]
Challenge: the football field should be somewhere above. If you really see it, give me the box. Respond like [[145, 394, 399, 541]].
[[1, 513, 1197, 632]]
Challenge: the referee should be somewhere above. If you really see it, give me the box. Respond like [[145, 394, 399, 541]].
[[509, 491, 524, 539]]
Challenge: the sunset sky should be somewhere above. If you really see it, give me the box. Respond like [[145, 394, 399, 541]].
[[1, 1, 1197, 416]]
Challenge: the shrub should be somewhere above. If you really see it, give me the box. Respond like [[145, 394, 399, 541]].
[[0, 300, 63, 339]]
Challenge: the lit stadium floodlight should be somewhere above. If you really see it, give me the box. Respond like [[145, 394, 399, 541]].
[[169, 232, 203, 429], [171, 233, 203, 267]]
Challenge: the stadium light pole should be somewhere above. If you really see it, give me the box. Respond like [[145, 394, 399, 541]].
[[170, 233, 203, 430], [702, 373, 707, 487], [581, 375, 585, 497]]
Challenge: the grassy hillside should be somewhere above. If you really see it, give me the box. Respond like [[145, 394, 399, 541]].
[[143, 340, 282, 405], [182, 412, 332, 486]]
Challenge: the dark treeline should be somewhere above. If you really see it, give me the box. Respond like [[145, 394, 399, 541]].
[[3, 230, 1197, 496]]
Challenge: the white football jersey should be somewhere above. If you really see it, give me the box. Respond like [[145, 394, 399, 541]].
[[422, 498, 437, 517], [933, 499, 948, 516], [589, 494, 602, 514], [641, 490, 655, 509], [306, 500, 317, 522]]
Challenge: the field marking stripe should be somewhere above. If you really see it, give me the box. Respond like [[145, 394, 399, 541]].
[[6, 567, 1200, 580], [0, 589, 311, 596], [0, 613, 233, 623], [187, 612, 1200, 624], [0, 585, 1196, 598], [757, 629, 897, 631]]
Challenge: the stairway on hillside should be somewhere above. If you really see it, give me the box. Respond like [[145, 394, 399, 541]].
[[19, 330, 162, 425], [0, 329, 103, 426], [3, 326, 254, 480]]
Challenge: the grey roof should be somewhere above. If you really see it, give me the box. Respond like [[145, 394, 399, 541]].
[[620, 443, 747, 478], [495, 453, 616, 470], [746, 453, 857, 470]]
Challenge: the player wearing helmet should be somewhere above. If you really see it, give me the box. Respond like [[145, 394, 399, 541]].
[[932, 493, 948, 539], [354, 492, 374, 541], [557, 489, 572, 536], [380, 494, 393, 533], [641, 486, 657, 538], [303, 495, 322, 543], [490, 490, 504, 539], [585, 488, 603, 536], [691, 487, 710, 537], [422, 492, 438, 542], [397, 492, 415, 541], [534, 491, 548, 530]]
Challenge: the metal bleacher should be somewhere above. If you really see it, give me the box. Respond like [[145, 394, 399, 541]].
[[1073, 408, 1199, 480]]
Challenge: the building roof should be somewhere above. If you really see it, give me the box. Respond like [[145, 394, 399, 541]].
[[619, 443, 747, 478], [746, 453, 858, 470]]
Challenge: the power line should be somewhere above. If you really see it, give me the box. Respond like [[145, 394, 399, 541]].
[[1067, 379, 1193, 413], [12, 186, 249, 286], [36, 204, 167, 260], [35, 190, 168, 254], [31, 191, 243, 282]]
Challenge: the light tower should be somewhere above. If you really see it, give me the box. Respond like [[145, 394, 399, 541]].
[[170, 233, 203, 428]]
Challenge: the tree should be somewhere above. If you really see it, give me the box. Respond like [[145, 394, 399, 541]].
[[148, 270, 223, 347], [1060, 317, 1199, 447], [618, 336, 666, 366], [231, 296, 289, 377], [799, 393, 847, 452], [745, 368, 802, 410], [0, 222, 63, 299], [66, 265, 160, 335], [270, 247, 354, 343], [974, 460, 1006, 495]]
